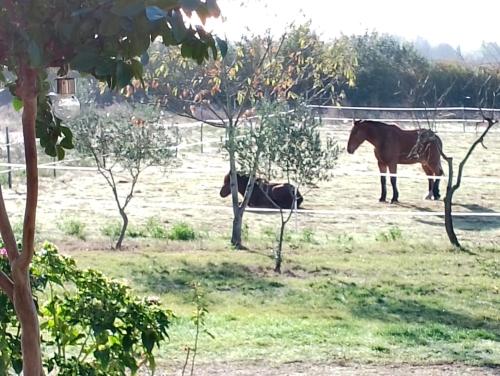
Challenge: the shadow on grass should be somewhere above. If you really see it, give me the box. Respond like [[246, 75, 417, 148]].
[[130, 261, 284, 296], [342, 283, 500, 341], [415, 203, 500, 231], [312, 279, 500, 342]]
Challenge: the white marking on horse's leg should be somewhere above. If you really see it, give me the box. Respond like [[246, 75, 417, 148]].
[[425, 191, 433, 200]]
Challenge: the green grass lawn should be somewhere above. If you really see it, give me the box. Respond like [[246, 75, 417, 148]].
[[68, 232, 500, 367]]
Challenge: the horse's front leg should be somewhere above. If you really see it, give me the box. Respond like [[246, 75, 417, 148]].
[[378, 161, 387, 202], [389, 163, 399, 203]]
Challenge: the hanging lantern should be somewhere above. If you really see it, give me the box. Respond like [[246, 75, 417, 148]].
[[51, 77, 81, 120]]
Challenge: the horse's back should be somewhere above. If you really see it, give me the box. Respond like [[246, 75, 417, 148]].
[[271, 183, 303, 209]]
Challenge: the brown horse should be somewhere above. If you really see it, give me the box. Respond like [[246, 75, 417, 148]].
[[219, 173, 303, 209], [347, 120, 444, 203]]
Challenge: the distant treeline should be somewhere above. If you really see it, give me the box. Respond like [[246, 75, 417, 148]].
[[79, 29, 500, 109], [341, 33, 500, 107]]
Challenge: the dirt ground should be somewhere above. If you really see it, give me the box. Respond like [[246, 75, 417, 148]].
[[3, 121, 500, 246], [153, 362, 500, 376]]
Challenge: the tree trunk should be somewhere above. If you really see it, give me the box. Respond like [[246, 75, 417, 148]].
[[444, 190, 460, 248], [115, 208, 128, 250], [12, 264, 42, 375], [443, 156, 461, 248], [227, 127, 245, 249], [274, 218, 287, 274], [15, 65, 43, 375], [231, 208, 243, 248]]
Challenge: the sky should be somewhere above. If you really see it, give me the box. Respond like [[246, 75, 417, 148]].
[[205, 0, 500, 53]]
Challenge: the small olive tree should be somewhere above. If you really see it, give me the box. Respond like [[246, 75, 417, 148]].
[[155, 25, 356, 249], [71, 105, 176, 249], [237, 101, 339, 272], [441, 114, 497, 248], [411, 80, 499, 249]]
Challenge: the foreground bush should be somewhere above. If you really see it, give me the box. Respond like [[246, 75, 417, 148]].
[[0, 242, 171, 375]]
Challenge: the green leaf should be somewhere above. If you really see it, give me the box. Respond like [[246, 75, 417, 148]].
[[56, 145, 66, 161], [60, 126, 73, 141], [181, 0, 200, 13], [94, 349, 110, 367], [28, 40, 43, 68], [161, 27, 177, 46], [59, 137, 74, 150], [130, 59, 144, 81], [99, 15, 122, 37], [12, 357, 22, 374], [181, 43, 193, 59], [140, 52, 150, 66], [44, 144, 57, 158], [111, 2, 145, 18], [169, 10, 188, 42], [141, 330, 156, 353], [145, 6, 167, 21], [215, 36, 228, 58], [95, 59, 116, 77], [116, 61, 134, 88], [71, 51, 99, 72], [12, 97, 23, 112]]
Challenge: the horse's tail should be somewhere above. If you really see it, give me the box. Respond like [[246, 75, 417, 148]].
[[296, 190, 304, 208], [430, 132, 446, 176]]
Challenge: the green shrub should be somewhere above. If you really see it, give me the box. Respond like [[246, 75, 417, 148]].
[[376, 226, 403, 242], [301, 228, 315, 243], [59, 218, 86, 240], [100, 221, 122, 239], [168, 222, 196, 241], [126, 224, 147, 238], [146, 217, 168, 239], [0, 241, 172, 375], [262, 227, 276, 239], [242, 223, 249, 241]]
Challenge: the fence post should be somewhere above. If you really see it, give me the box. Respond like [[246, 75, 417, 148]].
[[175, 129, 179, 158], [294, 185, 298, 233], [200, 122, 204, 153], [462, 106, 466, 133], [5, 127, 12, 189]]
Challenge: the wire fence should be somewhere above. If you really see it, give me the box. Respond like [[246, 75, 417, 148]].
[[1, 105, 499, 220]]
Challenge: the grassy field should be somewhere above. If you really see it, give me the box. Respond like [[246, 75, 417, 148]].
[[67, 233, 500, 369], [4, 119, 500, 249], [2, 119, 500, 373]]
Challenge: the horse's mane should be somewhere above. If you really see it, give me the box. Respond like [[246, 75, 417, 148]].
[[357, 119, 401, 130]]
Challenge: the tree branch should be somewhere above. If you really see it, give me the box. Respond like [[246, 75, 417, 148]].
[[17, 65, 38, 271], [0, 271, 14, 301], [454, 116, 497, 191], [0, 184, 19, 263]]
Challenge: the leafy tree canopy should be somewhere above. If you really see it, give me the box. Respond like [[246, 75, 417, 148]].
[[0, 0, 224, 157]]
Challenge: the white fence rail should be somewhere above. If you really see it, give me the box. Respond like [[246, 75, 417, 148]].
[[1, 105, 499, 220]]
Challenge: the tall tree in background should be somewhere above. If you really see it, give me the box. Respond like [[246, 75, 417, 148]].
[[152, 24, 356, 248], [343, 32, 429, 106], [0, 1, 222, 373]]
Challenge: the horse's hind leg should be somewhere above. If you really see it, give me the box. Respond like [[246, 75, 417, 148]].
[[388, 163, 399, 203], [422, 165, 434, 200], [429, 147, 444, 200], [378, 161, 388, 202], [432, 169, 442, 200]]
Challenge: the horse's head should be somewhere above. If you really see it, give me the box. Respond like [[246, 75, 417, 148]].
[[220, 172, 249, 197], [347, 119, 366, 154], [219, 172, 232, 197]]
